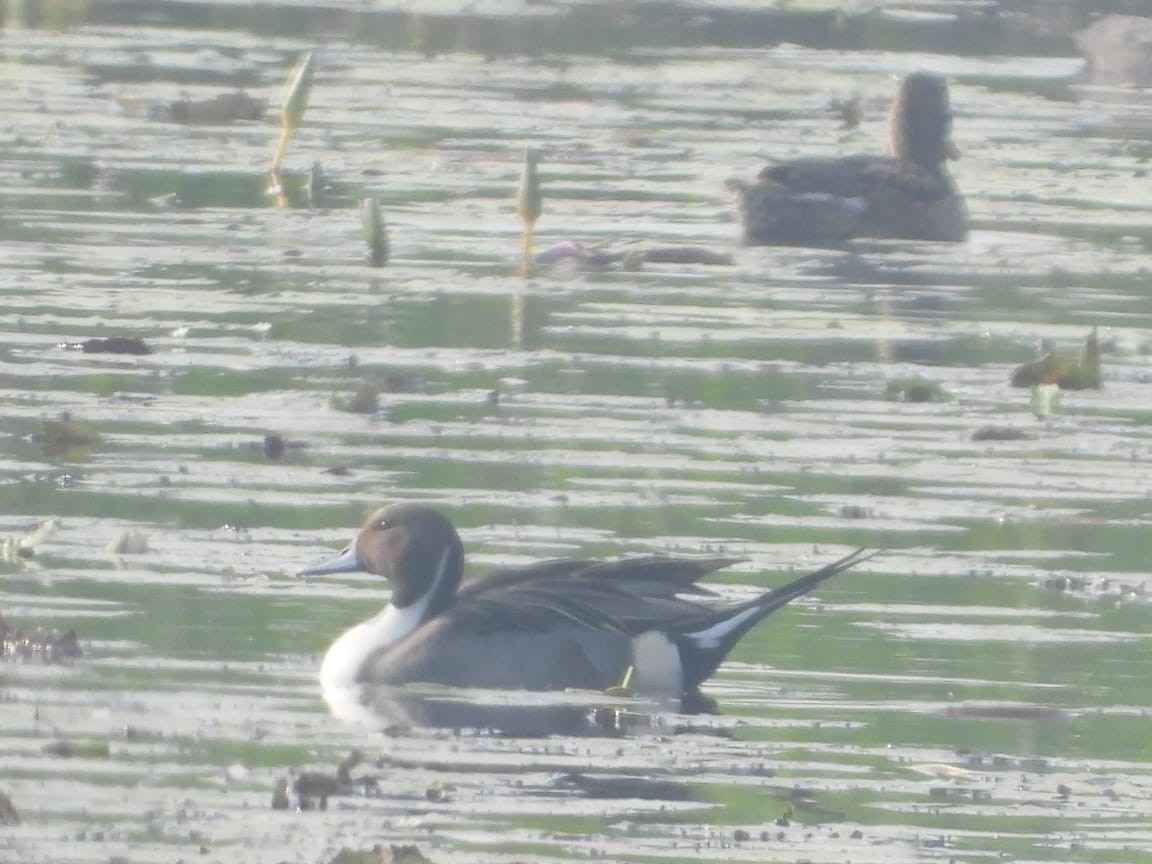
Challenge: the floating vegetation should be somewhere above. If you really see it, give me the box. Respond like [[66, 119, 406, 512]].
[[884, 377, 948, 403], [1, 611, 82, 663], [269, 51, 316, 195], [1011, 328, 1102, 390], [517, 147, 542, 277], [37, 417, 102, 457], [361, 197, 389, 267]]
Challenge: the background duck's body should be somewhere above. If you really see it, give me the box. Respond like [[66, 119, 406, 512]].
[[301, 504, 873, 702], [733, 72, 967, 246]]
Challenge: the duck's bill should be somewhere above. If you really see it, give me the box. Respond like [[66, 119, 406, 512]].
[[946, 140, 961, 160], [298, 545, 363, 577]]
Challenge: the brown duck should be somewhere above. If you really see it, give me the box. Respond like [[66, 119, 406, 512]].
[[731, 72, 967, 247]]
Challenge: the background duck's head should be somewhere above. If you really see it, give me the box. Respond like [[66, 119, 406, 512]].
[[888, 72, 958, 171]]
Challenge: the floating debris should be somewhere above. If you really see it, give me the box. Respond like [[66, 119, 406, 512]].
[[1, 612, 82, 663], [536, 241, 731, 273], [1011, 328, 1101, 390], [829, 92, 862, 129], [107, 529, 150, 555], [327, 845, 433, 864], [332, 379, 379, 415], [60, 336, 152, 355], [0, 518, 59, 563], [943, 702, 1064, 721], [264, 433, 287, 461], [361, 197, 389, 267], [633, 246, 733, 268], [971, 426, 1030, 442], [885, 378, 948, 403], [331, 371, 424, 414], [160, 91, 265, 125], [274, 750, 367, 811], [517, 147, 542, 278], [42, 739, 110, 758], [308, 161, 328, 207], [0, 790, 18, 826]]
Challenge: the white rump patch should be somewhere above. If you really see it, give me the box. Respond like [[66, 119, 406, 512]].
[[629, 631, 682, 695]]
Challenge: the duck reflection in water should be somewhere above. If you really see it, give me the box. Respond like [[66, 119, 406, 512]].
[[730, 72, 967, 247], [300, 503, 875, 734]]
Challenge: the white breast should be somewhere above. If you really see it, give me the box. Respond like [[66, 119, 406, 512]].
[[319, 603, 427, 687]]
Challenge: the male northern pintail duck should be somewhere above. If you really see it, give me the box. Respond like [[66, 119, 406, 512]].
[[300, 503, 874, 702], [730, 72, 967, 246]]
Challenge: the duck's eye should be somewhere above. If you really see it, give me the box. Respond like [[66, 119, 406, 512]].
[[373, 519, 390, 532]]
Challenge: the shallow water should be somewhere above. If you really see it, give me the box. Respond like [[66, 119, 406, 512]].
[[3, 1, 1152, 862]]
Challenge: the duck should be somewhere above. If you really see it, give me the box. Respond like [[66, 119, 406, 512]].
[[730, 72, 967, 246], [299, 503, 874, 703]]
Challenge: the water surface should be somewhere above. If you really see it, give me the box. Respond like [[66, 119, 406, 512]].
[[2, 1, 1152, 862]]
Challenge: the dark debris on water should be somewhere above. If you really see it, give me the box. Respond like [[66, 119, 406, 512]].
[[60, 336, 152, 355], [327, 845, 434, 864], [272, 750, 373, 811], [0, 611, 82, 663]]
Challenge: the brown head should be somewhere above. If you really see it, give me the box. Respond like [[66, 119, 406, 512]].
[[300, 503, 465, 612], [888, 73, 958, 172]]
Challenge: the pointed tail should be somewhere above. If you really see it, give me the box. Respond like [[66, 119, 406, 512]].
[[677, 547, 878, 690]]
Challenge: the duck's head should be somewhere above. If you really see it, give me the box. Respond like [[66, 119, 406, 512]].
[[299, 503, 465, 609], [888, 72, 959, 171]]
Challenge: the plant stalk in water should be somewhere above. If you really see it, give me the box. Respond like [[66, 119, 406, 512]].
[[517, 147, 542, 277]]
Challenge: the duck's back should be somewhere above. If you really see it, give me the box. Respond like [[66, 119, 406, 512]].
[[738, 154, 966, 246]]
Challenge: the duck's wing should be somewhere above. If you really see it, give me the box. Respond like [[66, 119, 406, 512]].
[[448, 571, 721, 637], [758, 155, 885, 196], [461, 555, 739, 602], [459, 559, 597, 600]]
